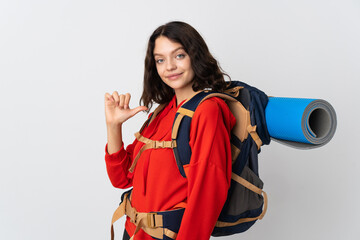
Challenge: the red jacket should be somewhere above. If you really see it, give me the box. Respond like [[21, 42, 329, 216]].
[[105, 96, 236, 240]]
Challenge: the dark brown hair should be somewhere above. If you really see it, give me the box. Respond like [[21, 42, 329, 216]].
[[140, 21, 230, 111]]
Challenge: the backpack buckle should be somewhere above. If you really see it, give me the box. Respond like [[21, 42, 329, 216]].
[[153, 141, 164, 148], [131, 212, 138, 224], [147, 212, 157, 228]]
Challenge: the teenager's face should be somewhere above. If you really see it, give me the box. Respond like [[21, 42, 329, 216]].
[[153, 36, 195, 97]]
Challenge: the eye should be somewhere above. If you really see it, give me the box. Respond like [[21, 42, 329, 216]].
[[176, 53, 186, 59], [155, 58, 164, 64]]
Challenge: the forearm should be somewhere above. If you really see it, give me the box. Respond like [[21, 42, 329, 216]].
[[105, 123, 135, 188], [106, 123, 123, 154]]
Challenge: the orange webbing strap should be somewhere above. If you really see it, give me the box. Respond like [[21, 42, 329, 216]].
[[171, 114, 184, 140], [111, 193, 177, 240], [172, 93, 238, 140], [164, 228, 178, 239], [139, 118, 150, 134], [231, 172, 262, 195], [111, 193, 129, 240], [224, 86, 244, 97], [196, 92, 263, 150], [231, 144, 241, 164], [198, 92, 238, 105], [171, 108, 194, 140], [149, 104, 166, 125], [196, 93, 255, 145], [128, 132, 177, 173], [127, 208, 177, 240], [215, 173, 268, 228], [171, 107, 195, 141], [231, 173, 267, 219], [247, 125, 262, 150], [177, 107, 194, 118]]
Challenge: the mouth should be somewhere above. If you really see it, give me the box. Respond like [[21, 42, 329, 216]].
[[166, 72, 183, 80]]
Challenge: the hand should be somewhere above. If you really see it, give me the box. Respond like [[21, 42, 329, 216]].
[[104, 92, 148, 126]]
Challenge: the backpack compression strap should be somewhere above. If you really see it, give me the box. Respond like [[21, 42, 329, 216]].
[[214, 173, 268, 228]]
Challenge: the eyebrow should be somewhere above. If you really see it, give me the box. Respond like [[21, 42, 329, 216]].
[[153, 47, 185, 57]]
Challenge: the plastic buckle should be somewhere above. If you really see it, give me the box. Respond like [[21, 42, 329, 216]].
[[147, 213, 157, 228], [155, 141, 165, 148], [131, 212, 138, 225]]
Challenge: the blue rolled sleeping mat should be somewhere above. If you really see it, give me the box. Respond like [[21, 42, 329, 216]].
[[265, 97, 337, 149]]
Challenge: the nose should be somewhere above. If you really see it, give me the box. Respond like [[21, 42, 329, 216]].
[[166, 59, 177, 71]]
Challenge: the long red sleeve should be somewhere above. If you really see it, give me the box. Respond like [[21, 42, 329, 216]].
[[105, 141, 136, 189], [105, 96, 235, 240], [176, 98, 235, 240]]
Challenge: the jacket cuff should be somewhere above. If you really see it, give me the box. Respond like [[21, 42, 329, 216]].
[[105, 143, 127, 162]]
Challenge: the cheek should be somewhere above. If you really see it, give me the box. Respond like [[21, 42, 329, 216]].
[[184, 59, 193, 74], [157, 64, 166, 76], [155, 65, 163, 78], [187, 66, 195, 79]]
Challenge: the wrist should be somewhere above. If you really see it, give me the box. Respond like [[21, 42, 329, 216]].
[[106, 122, 123, 129]]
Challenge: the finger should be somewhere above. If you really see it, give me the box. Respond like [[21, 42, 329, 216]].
[[105, 93, 114, 101], [119, 94, 126, 109], [124, 93, 131, 109], [104, 93, 115, 107], [112, 91, 120, 105], [131, 106, 148, 116]]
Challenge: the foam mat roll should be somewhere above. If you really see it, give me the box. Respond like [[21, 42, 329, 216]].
[[265, 97, 337, 149]]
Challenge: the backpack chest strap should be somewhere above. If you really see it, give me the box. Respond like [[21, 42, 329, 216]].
[[128, 132, 177, 173]]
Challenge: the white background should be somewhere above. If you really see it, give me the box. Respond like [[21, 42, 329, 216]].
[[1, 0, 359, 239]]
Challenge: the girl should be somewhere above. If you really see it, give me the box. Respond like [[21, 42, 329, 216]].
[[105, 21, 235, 240]]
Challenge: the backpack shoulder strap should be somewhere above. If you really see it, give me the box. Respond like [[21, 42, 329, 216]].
[[172, 91, 242, 177], [171, 91, 209, 177]]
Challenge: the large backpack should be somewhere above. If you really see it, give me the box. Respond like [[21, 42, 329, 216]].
[[111, 81, 271, 239], [170, 80, 271, 236]]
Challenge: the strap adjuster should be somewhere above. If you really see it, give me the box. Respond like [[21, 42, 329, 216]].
[[147, 212, 157, 228], [152, 141, 164, 148]]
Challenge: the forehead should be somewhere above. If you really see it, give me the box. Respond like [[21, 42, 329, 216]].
[[153, 36, 184, 55]]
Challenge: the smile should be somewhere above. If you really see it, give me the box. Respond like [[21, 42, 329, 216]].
[[166, 73, 183, 80]]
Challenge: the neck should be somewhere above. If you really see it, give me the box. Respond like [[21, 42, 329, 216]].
[[175, 89, 201, 107]]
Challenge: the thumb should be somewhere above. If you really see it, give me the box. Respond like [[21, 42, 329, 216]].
[[131, 106, 148, 116]]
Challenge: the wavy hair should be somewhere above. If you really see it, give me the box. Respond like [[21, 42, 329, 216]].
[[140, 21, 230, 111]]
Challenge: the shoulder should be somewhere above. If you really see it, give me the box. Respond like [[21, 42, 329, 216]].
[[192, 96, 235, 128], [189, 96, 235, 146], [194, 97, 231, 118]]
